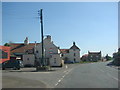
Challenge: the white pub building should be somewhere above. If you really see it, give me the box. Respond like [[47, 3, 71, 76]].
[[35, 35, 64, 67]]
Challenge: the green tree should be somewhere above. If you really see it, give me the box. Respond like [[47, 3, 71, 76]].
[[4, 43, 10, 47], [105, 54, 112, 61], [113, 48, 120, 66]]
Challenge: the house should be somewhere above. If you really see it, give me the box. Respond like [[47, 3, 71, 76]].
[[113, 48, 120, 66], [9, 37, 39, 66], [81, 54, 88, 62], [0, 46, 10, 63], [88, 51, 102, 62], [60, 42, 81, 63], [35, 35, 64, 67]]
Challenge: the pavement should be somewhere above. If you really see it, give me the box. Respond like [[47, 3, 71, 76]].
[[1, 61, 119, 88]]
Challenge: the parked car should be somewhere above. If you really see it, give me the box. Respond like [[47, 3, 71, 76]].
[[24, 64, 34, 67], [18, 60, 24, 68], [2, 60, 21, 70], [64, 60, 74, 64]]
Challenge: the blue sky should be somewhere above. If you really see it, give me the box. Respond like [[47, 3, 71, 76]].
[[2, 2, 118, 56]]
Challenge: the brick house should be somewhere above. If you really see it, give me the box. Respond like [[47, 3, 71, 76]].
[[88, 51, 102, 62], [0, 46, 10, 63]]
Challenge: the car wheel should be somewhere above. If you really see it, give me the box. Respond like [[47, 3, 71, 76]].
[[17, 68, 20, 70], [2, 68, 5, 70]]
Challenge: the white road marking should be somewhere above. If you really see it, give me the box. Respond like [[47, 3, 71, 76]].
[[62, 75, 65, 78], [55, 68, 73, 87], [55, 83, 58, 86], [98, 68, 105, 73], [65, 65, 68, 69], [63, 71, 67, 73], [98, 68, 119, 81], [58, 79, 61, 82], [107, 73, 119, 81]]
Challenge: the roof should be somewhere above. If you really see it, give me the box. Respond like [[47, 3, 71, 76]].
[[70, 42, 80, 50], [59, 49, 69, 54], [0, 45, 10, 50], [82, 54, 88, 57], [10, 43, 39, 54], [88, 51, 101, 54]]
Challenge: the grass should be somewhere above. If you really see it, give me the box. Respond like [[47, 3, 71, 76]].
[[77, 61, 99, 64]]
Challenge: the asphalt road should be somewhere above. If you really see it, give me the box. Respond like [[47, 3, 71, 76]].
[[2, 61, 119, 88], [55, 61, 119, 88]]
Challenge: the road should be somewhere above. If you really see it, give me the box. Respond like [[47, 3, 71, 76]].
[[2, 61, 119, 88]]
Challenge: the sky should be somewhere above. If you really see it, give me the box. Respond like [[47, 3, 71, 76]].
[[2, 2, 118, 56]]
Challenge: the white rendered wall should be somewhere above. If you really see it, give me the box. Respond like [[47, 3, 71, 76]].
[[49, 54, 62, 66], [23, 54, 35, 66]]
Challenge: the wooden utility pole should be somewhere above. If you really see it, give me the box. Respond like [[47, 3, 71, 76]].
[[38, 9, 44, 67]]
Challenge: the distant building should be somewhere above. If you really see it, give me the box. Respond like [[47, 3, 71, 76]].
[[0, 46, 10, 63], [60, 42, 81, 63], [81, 54, 88, 62], [113, 48, 120, 66], [88, 51, 102, 62]]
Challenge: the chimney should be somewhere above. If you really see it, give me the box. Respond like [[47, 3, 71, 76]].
[[73, 42, 75, 45], [46, 35, 51, 42], [47, 35, 51, 39], [24, 37, 29, 45]]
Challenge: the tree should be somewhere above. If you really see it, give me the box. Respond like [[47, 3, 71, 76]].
[[4, 43, 10, 47], [113, 48, 120, 66], [105, 54, 112, 61]]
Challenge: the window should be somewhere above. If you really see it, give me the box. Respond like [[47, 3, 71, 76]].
[[36, 51, 38, 53], [54, 58, 56, 63], [74, 58, 76, 62], [67, 50, 69, 53], [27, 58, 29, 61], [73, 49, 76, 51], [74, 53, 76, 56]]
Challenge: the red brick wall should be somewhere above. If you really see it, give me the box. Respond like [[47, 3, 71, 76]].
[[0, 46, 10, 63]]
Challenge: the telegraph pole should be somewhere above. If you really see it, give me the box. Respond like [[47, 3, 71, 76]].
[[38, 9, 44, 67]]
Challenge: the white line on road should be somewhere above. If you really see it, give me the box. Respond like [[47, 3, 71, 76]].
[[99, 68, 120, 81], [63, 71, 67, 73], [55, 68, 73, 87], [107, 73, 119, 82], [98, 68, 119, 82], [62, 75, 65, 78], [65, 65, 68, 69], [98, 68, 105, 73], [55, 83, 58, 86], [58, 79, 61, 82]]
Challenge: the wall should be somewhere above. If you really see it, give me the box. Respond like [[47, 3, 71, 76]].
[[68, 49, 80, 62], [23, 54, 35, 66], [49, 54, 63, 66], [0, 46, 10, 63]]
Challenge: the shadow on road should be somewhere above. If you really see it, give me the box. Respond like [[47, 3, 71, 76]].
[[106, 61, 120, 70]]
